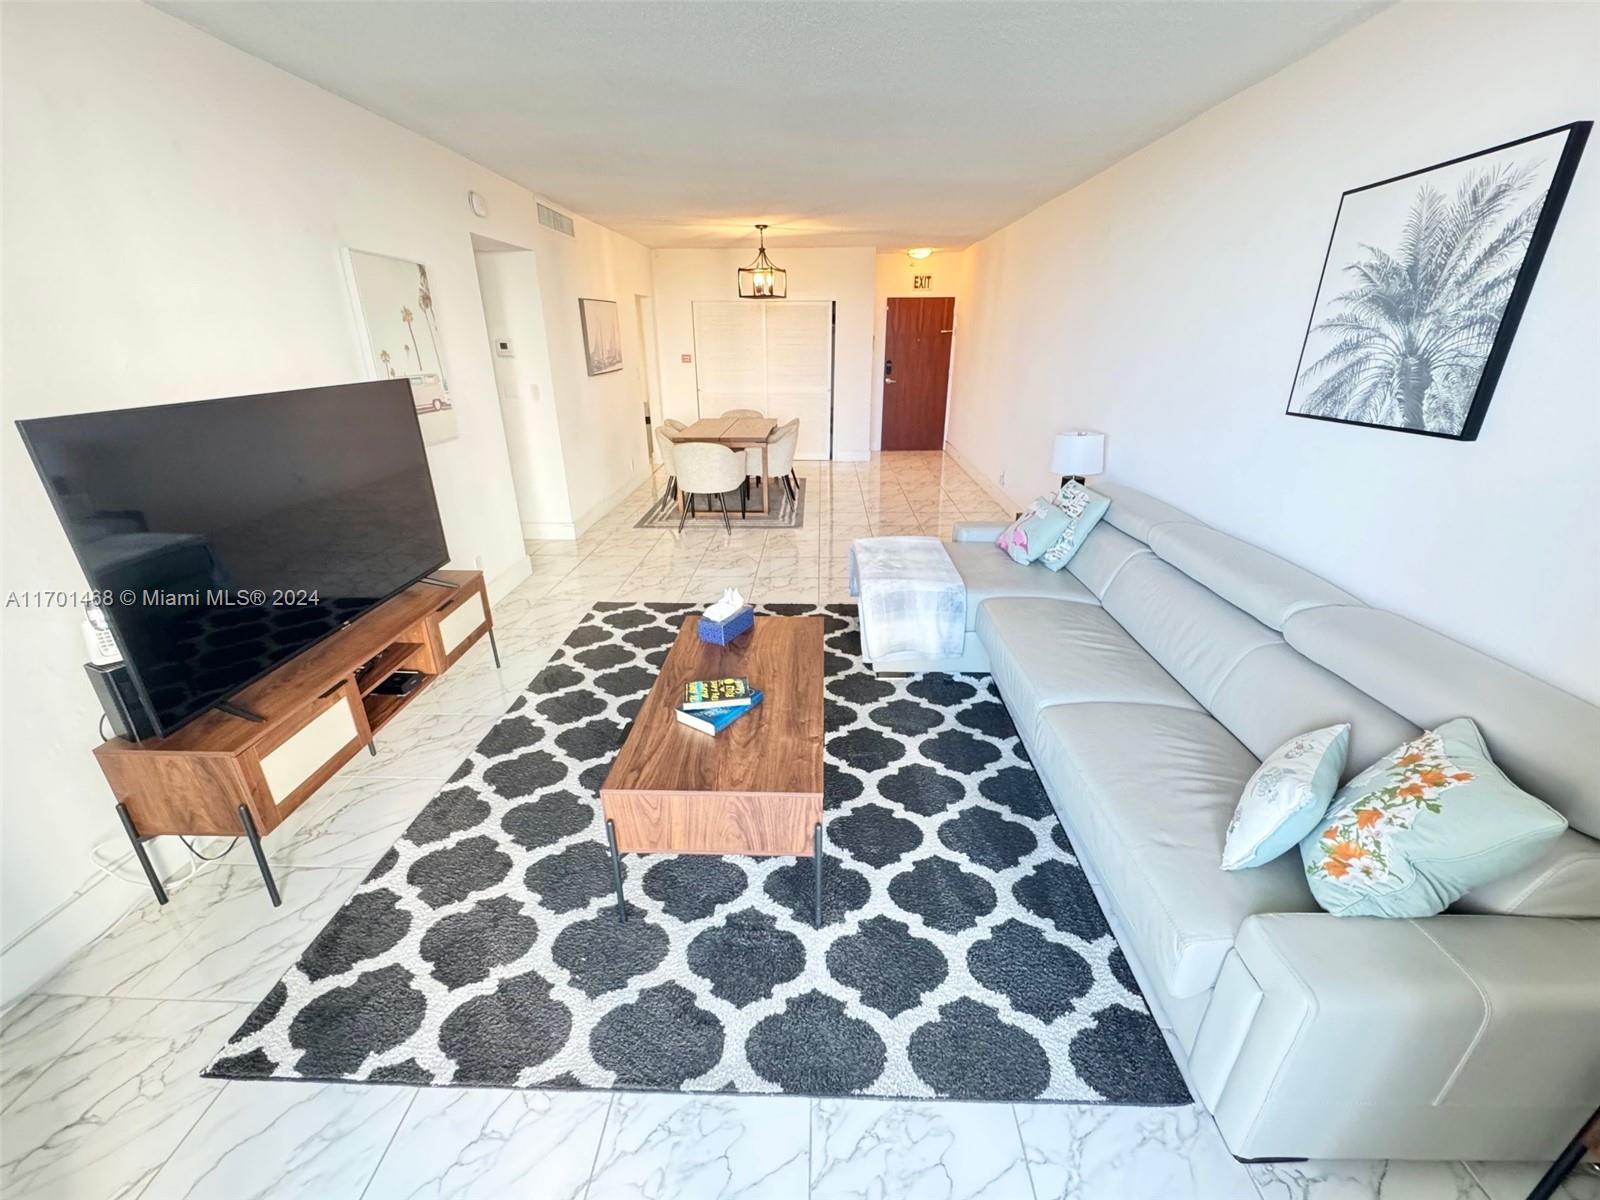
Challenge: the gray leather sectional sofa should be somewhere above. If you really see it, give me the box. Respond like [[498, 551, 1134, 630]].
[[866, 481, 1600, 1162]]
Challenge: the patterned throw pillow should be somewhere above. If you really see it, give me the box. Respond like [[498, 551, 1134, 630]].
[[1299, 717, 1567, 918], [995, 497, 1071, 565], [1038, 481, 1110, 571], [1222, 724, 1350, 870]]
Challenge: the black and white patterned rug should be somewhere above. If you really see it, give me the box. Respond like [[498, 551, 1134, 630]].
[[206, 603, 1187, 1105]]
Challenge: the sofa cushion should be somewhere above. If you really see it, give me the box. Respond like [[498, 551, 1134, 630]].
[[944, 540, 1097, 631], [1030, 702, 1318, 999], [1452, 828, 1600, 917], [978, 599, 1200, 740]]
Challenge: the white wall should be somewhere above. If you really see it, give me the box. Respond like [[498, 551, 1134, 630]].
[[531, 215, 657, 532], [0, 1, 645, 994], [947, 2, 1600, 702], [474, 244, 575, 535], [871, 251, 973, 450], [651, 247, 876, 459]]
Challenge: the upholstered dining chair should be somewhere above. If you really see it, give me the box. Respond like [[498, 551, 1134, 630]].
[[744, 417, 799, 504], [767, 419, 801, 504], [673, 442, 746, 531], [720, 408, 762, 418], [654, 426, 679, 503]]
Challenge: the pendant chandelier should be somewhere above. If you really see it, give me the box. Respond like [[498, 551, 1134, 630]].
[[737, 224, 787, 299]]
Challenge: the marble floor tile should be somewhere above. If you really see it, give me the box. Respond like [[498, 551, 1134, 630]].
[[1016, 1103, 1257, 1200], [0, 993, 115, 1112], [1249, 1159, 1490, 1199], [586, 1092, 809, 1200], [345, 711, 500, 781], [361, 1088, 609, 1200], [0, 997, 243, 1200], [109, 865, 364, 1004], [811, 1097, 1033, 1200], [269, 775, 442, 869], [38, 883, 199, 999], [1468, 1161, 1600, 1200], [141, 1080, 411, 1199]]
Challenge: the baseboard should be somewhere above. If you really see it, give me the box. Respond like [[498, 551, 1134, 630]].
[[487, 555, 533, 603], [831, 450, 871, 463], [571, 466, 652, 537], [943, 440, 1021, 512], [523, 521, 577, 541]]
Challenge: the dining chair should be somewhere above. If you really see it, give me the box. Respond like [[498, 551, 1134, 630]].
[[654, 426, 680, 503], [767, 419, 801, 503], [720, 408, 762, 418], [673, 442, 746, 531], [744, 417, 798, 503]]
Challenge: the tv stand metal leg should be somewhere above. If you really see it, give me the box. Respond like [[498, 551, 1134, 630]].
[[487, 626, 501, 669], [237, 805, 281, 907], [116, 803, 168, 906]]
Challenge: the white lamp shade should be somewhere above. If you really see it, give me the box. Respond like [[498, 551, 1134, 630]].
[[1051, 431, 1105, 476]]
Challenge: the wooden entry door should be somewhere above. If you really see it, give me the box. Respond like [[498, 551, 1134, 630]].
[[882, 296, 955, 450]]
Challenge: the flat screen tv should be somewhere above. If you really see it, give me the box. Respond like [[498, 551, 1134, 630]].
[[18, 380, 450, 737]]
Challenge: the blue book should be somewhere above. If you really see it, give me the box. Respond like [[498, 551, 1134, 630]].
[[674, 689, 764, 735]]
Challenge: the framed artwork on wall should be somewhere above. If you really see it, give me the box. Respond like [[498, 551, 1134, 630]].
[[344, 248, 458, 445], [1285, 121, 1589, 440], [579, 298, 624, 376]]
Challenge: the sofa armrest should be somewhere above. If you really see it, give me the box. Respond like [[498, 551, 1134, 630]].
[[1195, 912, 1600, 1161], [951, 521, 1006, 543]]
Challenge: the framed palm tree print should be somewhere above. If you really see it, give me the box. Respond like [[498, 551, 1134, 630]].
[[1286, 121, 1589, 440]]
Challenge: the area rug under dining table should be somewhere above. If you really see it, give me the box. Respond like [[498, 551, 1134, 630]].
[[205, 602, 1188, 1105]]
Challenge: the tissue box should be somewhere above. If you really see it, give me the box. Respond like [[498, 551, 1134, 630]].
[[698, 604, 754, 645]]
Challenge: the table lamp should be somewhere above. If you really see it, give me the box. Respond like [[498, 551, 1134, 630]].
[[1052, 431, 1105, 487]]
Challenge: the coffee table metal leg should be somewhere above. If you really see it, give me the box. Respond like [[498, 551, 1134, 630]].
[[813, 821, 824, 927], [605, 818, 626, 923]]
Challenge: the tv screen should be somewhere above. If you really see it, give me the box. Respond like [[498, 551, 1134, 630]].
[[18, 381, 449, 736]]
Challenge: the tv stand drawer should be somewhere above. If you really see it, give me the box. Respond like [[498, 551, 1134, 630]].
[[256, 686, 362, 808]]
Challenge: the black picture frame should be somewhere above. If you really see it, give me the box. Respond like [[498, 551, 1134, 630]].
[[1285, 120, 1590, 441]]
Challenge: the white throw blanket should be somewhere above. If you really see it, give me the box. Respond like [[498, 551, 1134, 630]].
[[849, 536, 966, 661]]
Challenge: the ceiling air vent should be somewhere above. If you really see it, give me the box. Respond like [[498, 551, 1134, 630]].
[[537, 203, 575, 237]]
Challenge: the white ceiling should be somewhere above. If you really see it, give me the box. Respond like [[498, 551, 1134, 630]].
[[157, 0, 1385, 250]]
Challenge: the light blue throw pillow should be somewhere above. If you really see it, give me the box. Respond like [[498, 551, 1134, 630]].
[[1300, 717, 1567, 918], [995, 497, 1070, 565], [1038, 482, 1110, 571], [1222, 724, 1349, 870]]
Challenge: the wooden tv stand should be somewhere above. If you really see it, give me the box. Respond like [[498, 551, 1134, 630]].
[[95, 569, 496, 908]]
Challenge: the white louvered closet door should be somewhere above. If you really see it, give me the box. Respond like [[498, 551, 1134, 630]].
[[692, 300, 834, 459]]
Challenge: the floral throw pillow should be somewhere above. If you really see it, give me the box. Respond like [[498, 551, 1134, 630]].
[[1299, 717, 1566, 917], [1038, 481, 1110, 571], [1222, 724, 1349, 870], [995, 497, 1070, 565]]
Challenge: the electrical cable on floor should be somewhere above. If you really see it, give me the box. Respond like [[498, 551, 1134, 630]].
[[179, 836, 240, 862]]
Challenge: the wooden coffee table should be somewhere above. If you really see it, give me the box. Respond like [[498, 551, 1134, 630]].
[[599, 614, 826, 924]]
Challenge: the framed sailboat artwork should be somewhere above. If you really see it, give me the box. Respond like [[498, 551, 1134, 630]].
[[579, 298, 624, 376]]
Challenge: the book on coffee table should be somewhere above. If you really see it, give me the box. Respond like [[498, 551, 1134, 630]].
[[675, 689, 764, 735], [681, 677, 753, 710]]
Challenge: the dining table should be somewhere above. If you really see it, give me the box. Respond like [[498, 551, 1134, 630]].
[[672, 416, 780, 517]]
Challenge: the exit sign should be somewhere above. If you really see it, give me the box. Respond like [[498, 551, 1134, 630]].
[[913, 275, 932, 290]]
